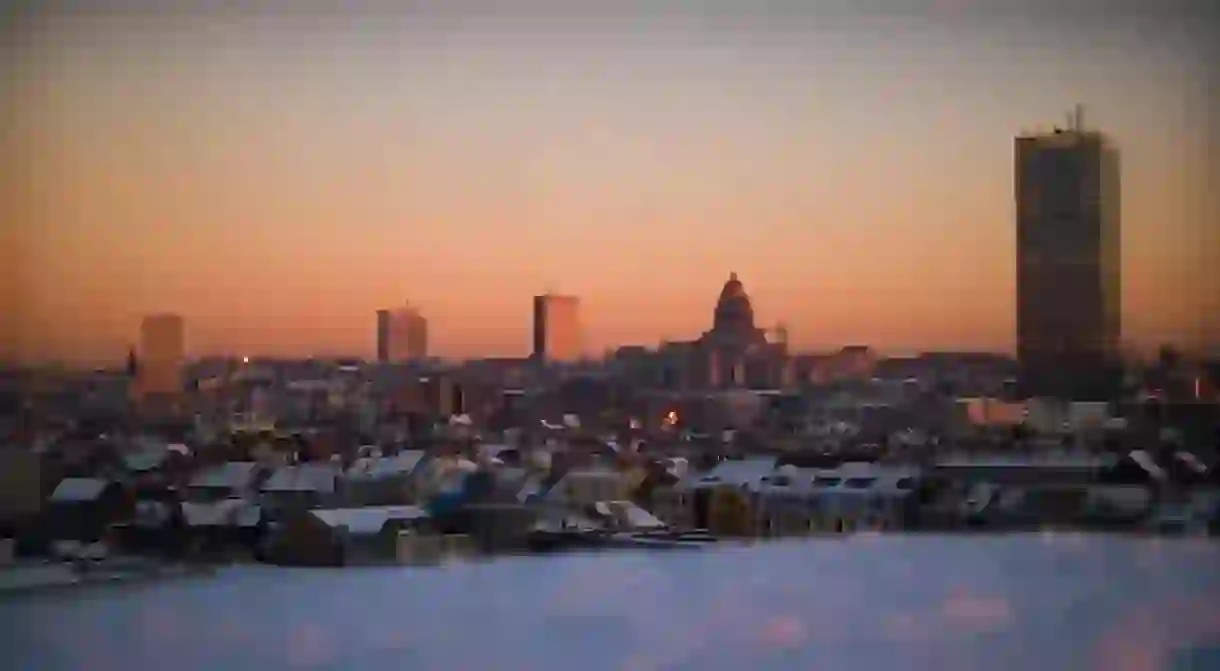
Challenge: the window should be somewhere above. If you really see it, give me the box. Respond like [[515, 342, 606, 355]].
[[814, 477, 841, 487], [894, 477, 914, 491], [844, 477, 876, 490]]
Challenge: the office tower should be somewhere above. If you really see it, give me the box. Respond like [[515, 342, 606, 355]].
[[1015, 106, 1121, 399], [138, 314, 185, 396], [376, 310, 390, 362], [376, 304, 428, 363], [532, 293, 582, 363]]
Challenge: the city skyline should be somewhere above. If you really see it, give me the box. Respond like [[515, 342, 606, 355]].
[[7, 2, 1218, 365]]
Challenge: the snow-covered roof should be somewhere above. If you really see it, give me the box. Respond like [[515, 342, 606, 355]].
[[49, 478, 109, 503], [122, 450, 169, 473], [593, 500, 667, 530], [189, 462, 261, 490], [477, 443, 518, 461], [344, 450, 426, 481], [1128, 450, 1166, 481], [758, 464, 919, 498], [310, 505, 429, 535], [262, 462, 340, 494], [678, 457, 779, 491]]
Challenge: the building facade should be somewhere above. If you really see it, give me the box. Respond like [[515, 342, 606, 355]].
[[532, 294, 583, 363], [660, 273, 790, 390], [376, 305, 428, 363], [1015, 107, 1121, 399], [137, 313, 185, 397]]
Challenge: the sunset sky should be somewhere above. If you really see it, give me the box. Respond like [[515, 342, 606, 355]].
[[6, 1, 1218, 365]]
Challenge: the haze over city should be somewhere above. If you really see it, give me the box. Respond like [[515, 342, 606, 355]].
[[6, 0, 1218, 366]]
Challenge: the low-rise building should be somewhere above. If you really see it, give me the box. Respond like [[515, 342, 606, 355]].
[[340, 450, 427, 506], [187, 461, 265, 501], [180, 498, 264, 556], [44, 477, 128, 542], [260, 462, 341, 518], [931, 452, 1114, 487], [956, 482, 1152, 530], [652, 456, 777, 532], [756, 462, 920, 535], [264, 505, 432, 566]]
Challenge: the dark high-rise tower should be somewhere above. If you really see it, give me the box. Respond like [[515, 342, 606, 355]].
[[532, 293, 582, 364], [1015, 106, 1121, 399]]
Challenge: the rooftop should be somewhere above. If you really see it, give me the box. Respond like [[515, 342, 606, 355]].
[[678, 456, 779, 491], [310, 505, 430, 535], [48, 477, 109, 503], [262, 462, 340, 494], [189, 461, 261, 490], [344, 451, 426, 481]]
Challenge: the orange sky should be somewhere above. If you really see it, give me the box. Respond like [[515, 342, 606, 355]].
[[5, 2, 1218, 365]]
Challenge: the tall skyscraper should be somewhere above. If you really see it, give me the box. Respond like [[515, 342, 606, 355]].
[[138, 313, 185, 396], [376, 304, 428, 363], [1015, 106, 1121, 399], [532, 293, 582, 363]]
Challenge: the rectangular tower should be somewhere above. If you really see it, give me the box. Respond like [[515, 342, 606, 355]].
[[376, 305, 428, 363], [532, 294, 582, 363], [376, 310, 391, 363], [1015, 107, 1121, 399], [138, 313, 185, 396]]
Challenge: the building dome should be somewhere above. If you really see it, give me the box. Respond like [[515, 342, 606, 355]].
[[713, 272, 756, 334]]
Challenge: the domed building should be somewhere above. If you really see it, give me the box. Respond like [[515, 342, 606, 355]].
[[655, 272, 791, 390], [707, 272, 768, 347]]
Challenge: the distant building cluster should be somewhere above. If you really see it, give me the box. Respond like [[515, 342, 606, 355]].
[[5, 107, 1220, 580], [113, 109, 1129, 409]]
